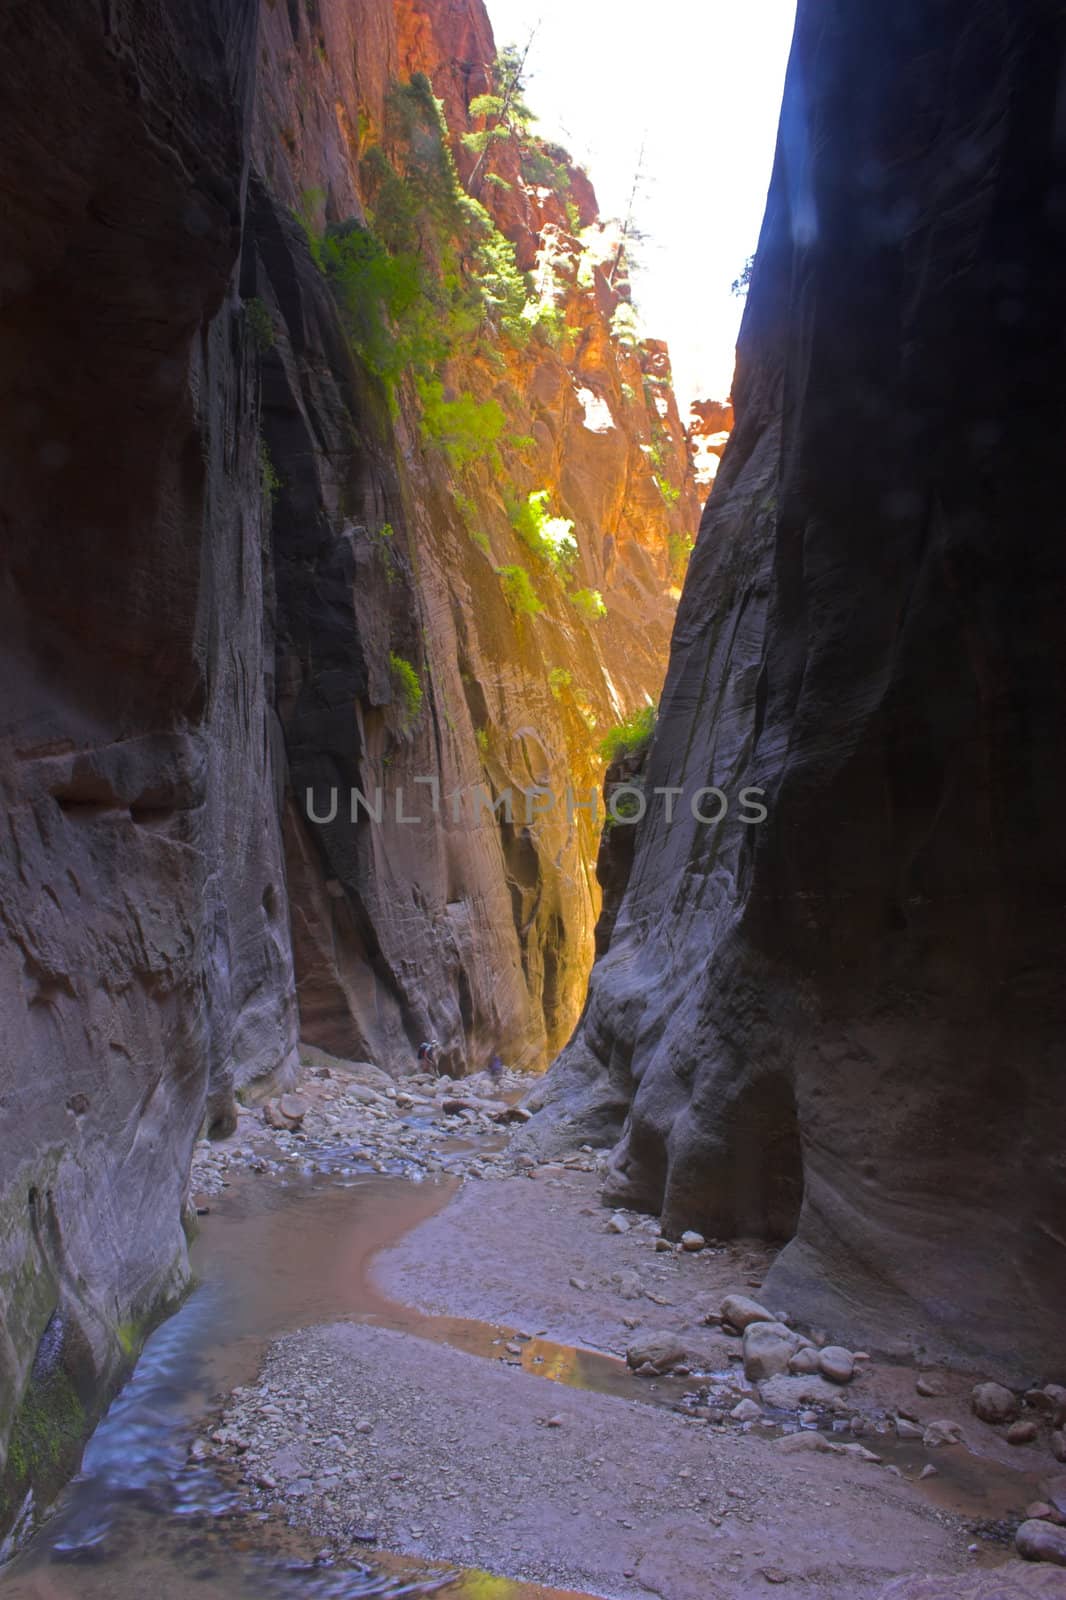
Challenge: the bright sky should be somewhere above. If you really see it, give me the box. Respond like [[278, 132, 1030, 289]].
[[484, 0, 797, 408]]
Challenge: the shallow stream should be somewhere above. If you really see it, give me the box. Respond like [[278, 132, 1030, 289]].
[[0, 1161, 1041, 1599]]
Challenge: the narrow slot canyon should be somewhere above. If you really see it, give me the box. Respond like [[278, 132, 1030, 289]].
[[1, 3, 1065, 1600]]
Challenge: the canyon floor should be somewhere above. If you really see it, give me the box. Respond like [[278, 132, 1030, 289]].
[[3, 1051, 1064, 1600]]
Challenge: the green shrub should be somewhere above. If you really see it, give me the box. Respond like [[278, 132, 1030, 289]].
[[508, 489, 577, 572], [475, 727, 490, 753], [417, 379, 505, 470], [668, 530, 694, 579], [655, 475, 681, 507], [388, 652, 423, 729], [374, 521, 399, 583], [569, 587, 606, 621], [599, 702, 656, 764], [496, 564, 543, 617], [547, 667, 571, 699]]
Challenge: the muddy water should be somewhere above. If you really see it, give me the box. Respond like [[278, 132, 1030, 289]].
[[0, 1174, 602, 1600], [0, 1166, 1042, 1600]]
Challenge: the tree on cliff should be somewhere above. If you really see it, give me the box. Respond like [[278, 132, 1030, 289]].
[[462, 37, 537, 196]]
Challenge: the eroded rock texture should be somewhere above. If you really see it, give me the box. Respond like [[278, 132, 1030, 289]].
[[244, 0, 699, 1074], [0, 0, 301, 1526], [0, 0, 695, 1532], [527, 0, 1066, 1377]]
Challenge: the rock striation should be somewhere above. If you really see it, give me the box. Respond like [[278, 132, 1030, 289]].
[[523, 0, 1066, 1379], [0, 0, 694, 1535]]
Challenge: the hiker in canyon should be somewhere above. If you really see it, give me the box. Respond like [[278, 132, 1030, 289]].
[[417, 1039, 441, 1075]]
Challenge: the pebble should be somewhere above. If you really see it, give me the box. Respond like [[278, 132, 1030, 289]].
[[915, 1376, 942, 1398], [569, 1277, 590, 1291], [607, 1214, 630, 1234], [654, 1238, 673, 1253], [895, 1418, 924, 1441], [1007, 1420, 1039, 1446], [680, 1231, 705, 1252], [731, 1399, 763, 1422], [919, 1465, 939, 1480]]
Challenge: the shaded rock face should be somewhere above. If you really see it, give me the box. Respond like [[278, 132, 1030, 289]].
[[0, 0, 693, 1531], [527, 0, 1066, 1377], [0, 0, 298, 1528]]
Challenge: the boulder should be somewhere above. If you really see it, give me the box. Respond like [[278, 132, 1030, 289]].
[[265, 1097, 306, 1131], [788, 1347, 821, 1376], [923, 1420, 964, 1448], [774, 1431, 841, 1455], [720, 1294, 776, 1332], [972, 1382, 1021, 1425], [625, 1333, 686, 1374], [743, 1321, 801, 1382], [759, 1374, 852, 1412], [1016, 1519, 1066, 1566], [1009, 1421, 1039, 1446], [818, 1346, 856, 1384]]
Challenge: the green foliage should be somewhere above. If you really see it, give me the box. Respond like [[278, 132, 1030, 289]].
[[599, 701, 656, 764], [669, 530, 695, 579], [294, 187, 327, 267], [496, 564, 543, 617], [416, 379, 506, 470], [655, 475, 681, 506], [373, 521, 399, 583], [508, 433, 536, 452], [547, 667, 571, 699], [475, 727, 490, 753], [569, 587, 606, 621], [305, 74, 535, 411], [245, 297, 275, 351], [259, 438, 281, 502], [508, 489, 577, 572], [388, 652, 423, 729]]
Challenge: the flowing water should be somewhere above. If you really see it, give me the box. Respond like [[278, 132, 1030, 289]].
[[0, 1163, 1041, 1600], [0, 1160, 698, 1600]]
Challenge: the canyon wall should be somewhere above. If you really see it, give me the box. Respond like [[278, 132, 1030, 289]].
[[526, 0, 1066, 1379], [0, 0, 299, 1533], [0, 0, 696, 1532], [249, 0, 699, 1076]]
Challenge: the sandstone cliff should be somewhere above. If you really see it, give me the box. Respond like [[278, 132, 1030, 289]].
[[525, 0, 1066, 1380], [251, 0, 699, 1076], [0, 0, 695, 1534]]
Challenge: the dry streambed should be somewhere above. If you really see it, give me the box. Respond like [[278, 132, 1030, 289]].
[[191, 1056, 1066, 1599]]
